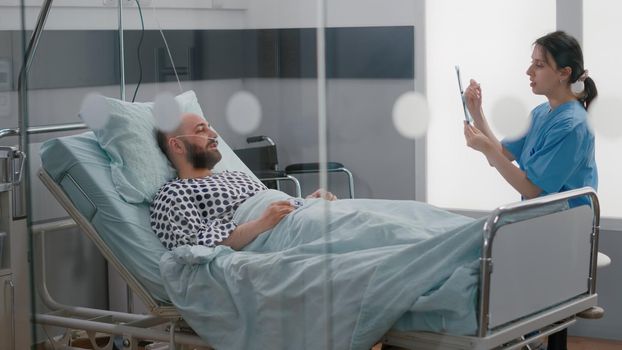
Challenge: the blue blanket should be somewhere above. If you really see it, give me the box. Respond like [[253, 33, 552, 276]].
[[160, 190, 485, 350]]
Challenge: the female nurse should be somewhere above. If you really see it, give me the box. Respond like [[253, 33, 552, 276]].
[[463, 31, 598, 350], [463, 30, 598, 202]]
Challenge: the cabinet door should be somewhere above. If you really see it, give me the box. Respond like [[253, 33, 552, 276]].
[[0, 274, 14, 350]]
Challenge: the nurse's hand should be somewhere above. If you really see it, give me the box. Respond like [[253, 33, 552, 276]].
[[464, 122, 492, 154], [464, 79, 483, 122]]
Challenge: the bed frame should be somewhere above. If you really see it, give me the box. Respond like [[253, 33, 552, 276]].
[[36, 169, 212, 350], [382, 187, 600, 350], [35, 168, 601, 350]]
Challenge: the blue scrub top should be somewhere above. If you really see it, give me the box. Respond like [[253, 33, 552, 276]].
[[501, 100, 598, 202]]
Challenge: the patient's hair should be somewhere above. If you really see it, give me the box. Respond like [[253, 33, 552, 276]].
[[155, 129, 172, 162], [535, 31, 598, 110]]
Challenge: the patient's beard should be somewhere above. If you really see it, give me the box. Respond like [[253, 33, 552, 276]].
[[183, 140, 222, 170]]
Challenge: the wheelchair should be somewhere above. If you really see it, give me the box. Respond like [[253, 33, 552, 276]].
[[233, 136, 355, 199]]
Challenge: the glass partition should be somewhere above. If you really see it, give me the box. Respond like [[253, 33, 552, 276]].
[[584, 1, 622, 220], [20, 0, 328, 348], [9, 0, 435, 348], [19, 1, 124, 348], [0, 4, 24, 349], [9, 1, 613, 349], [317, 2, 424, 348]]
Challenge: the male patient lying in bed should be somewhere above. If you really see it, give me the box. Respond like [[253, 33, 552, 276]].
[[152, 113, 486, 349], [150, 112, 337, 250]]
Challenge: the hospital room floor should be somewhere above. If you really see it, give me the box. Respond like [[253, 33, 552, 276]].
[[566, 336, 622, 349], [371, 336, 622, 349]]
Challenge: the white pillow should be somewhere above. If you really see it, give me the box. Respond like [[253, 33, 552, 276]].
[[90, 90, 257, 204]]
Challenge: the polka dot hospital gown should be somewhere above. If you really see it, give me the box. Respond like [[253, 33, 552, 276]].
[[150, 171, 267, 249]]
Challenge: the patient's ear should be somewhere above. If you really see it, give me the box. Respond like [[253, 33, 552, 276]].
[[169, 138, 185, 155]]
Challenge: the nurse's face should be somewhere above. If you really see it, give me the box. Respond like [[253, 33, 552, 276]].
[[526, 45, 564, 96]]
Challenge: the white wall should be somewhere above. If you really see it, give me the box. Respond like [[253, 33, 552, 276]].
[[245, 0, 419, 29], [583, 1, 622, 219], [1, 0, 419, 31], [426, 0, 556, 211], [0, 0, 247, 30]]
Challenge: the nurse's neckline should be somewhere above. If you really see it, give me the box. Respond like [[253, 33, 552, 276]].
[[548, 99, 578, 113]]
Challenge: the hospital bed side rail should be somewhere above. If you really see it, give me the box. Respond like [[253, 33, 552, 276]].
[[37, 168, 177, 318], [1, 122, 88, 221], [0, 123, 88, 139], [33, 222, 211, 348], [35, 169, 214, 349]]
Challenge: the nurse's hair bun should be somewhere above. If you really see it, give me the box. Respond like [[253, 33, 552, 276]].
[[571, 70, 589, 95]]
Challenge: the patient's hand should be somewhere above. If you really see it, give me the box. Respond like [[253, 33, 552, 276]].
[[222, 200, 295, 250], [306, 189, 338, 201], [258, 200, 296, 230]]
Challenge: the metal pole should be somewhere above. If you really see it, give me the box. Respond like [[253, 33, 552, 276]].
[[587, 192, 600, 294], [16, 0, 55, 219], [117, 0, 133, 314], [316, 1, 333, 348], [27, 122, 88, 134], [0, 123, 88, 141], [118, 0, 126, 101]]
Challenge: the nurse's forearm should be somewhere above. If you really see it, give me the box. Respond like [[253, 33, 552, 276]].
[[486, 149, 542, 199], [473, 111, 503, 153], [473, 112, 515, 161]]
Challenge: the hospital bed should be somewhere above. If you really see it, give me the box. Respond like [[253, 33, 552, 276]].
[[34, 129, 603, 350]]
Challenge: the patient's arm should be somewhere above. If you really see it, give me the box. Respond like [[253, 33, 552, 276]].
[[220, 200, 295, 250]]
